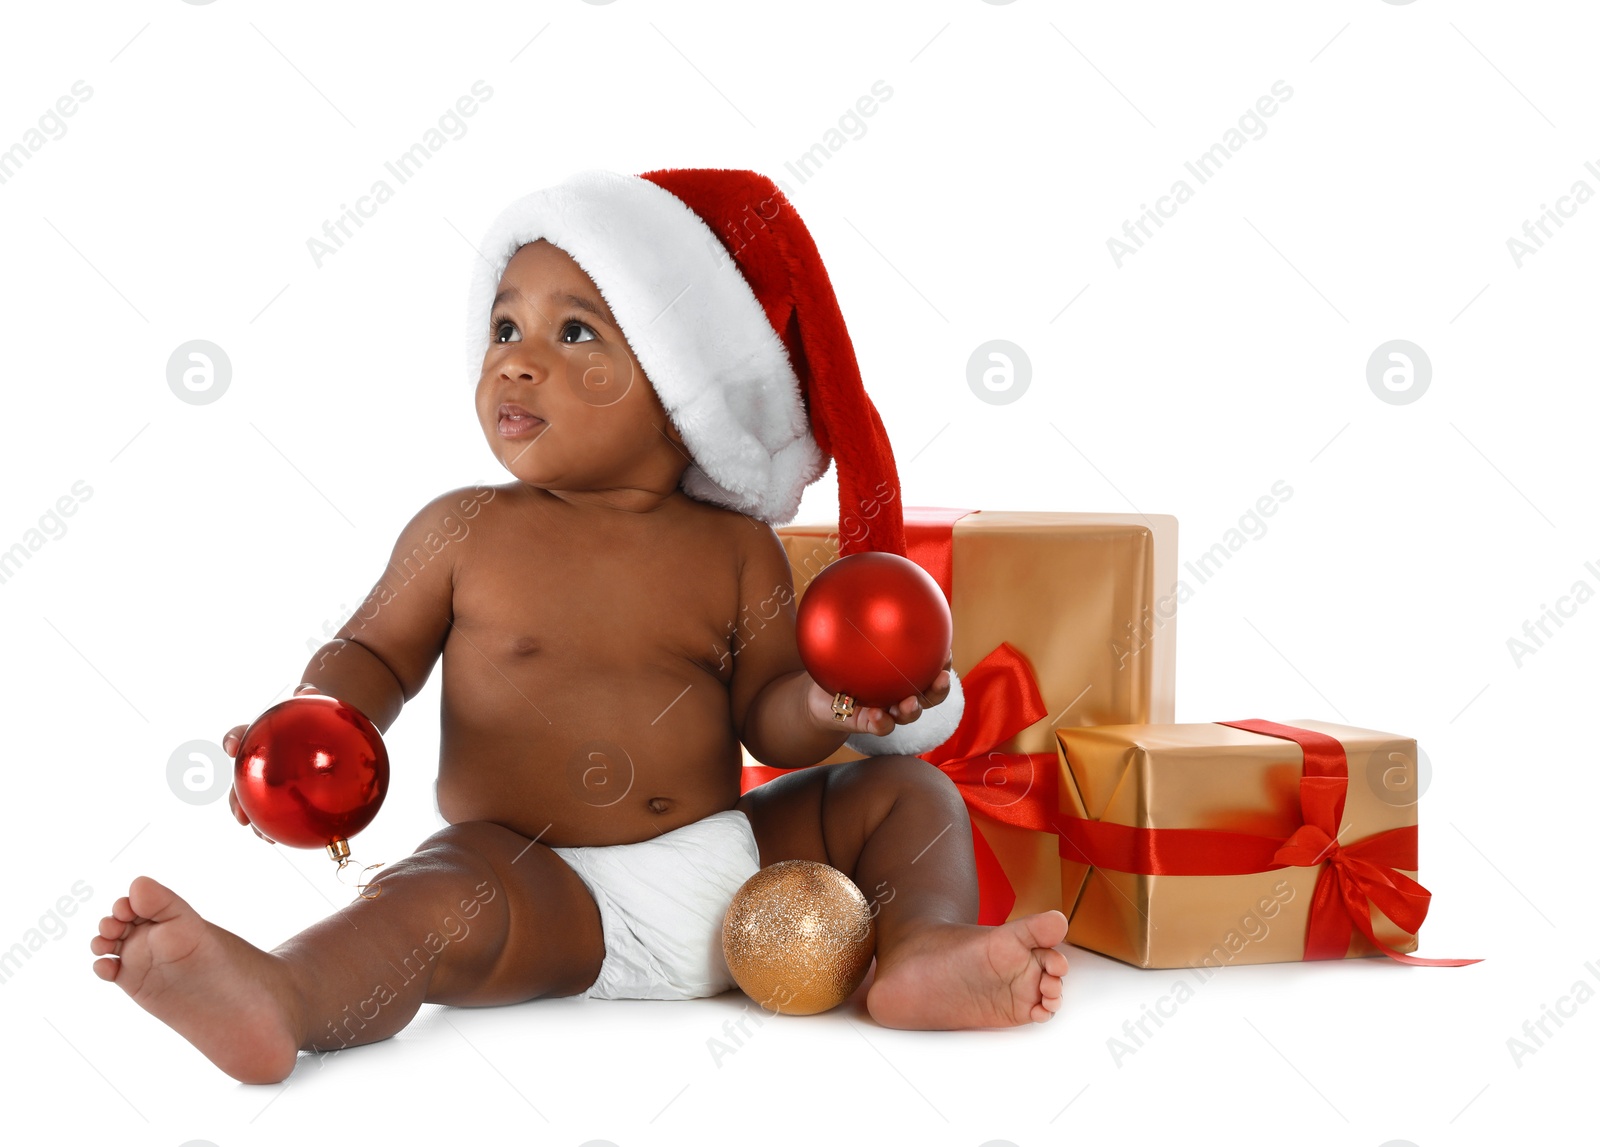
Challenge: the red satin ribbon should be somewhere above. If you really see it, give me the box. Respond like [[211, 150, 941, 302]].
[[902, 506, 980, 606], [1054, 718, 1479, 966], [917, 642, 1055, 829]]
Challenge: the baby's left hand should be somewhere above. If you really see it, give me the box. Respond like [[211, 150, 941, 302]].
[[804, 647, 953, 738]]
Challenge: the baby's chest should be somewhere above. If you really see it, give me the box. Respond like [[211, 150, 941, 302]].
[[453, 536, 740, 676]]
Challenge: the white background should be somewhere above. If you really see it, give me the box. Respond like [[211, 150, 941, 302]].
[[1, 2, 1594, 1145]]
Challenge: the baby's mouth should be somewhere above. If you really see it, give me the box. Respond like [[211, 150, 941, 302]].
[[498, 412, 545, 438]]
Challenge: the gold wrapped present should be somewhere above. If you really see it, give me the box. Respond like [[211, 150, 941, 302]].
[[741, 506, 1178, 923], [1054, 718, 1474, 968]]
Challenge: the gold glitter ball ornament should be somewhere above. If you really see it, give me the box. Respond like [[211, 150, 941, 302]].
[[721, 859, 877, 1016]]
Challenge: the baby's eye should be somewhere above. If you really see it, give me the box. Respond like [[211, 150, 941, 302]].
[[491, 317, 520, 344], [560, 319, 598, 344]]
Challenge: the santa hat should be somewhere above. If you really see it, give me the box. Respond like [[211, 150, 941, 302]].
[[465, 167, 963, 756]]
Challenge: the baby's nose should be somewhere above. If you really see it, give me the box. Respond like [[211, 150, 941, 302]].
[[501, 357, 551, 383]]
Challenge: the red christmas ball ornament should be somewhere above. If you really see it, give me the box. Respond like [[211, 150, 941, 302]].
[[795, 552, 952, 711], [232, 694, 389, 864]]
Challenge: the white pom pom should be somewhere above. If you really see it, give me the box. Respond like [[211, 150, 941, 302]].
[[844, 666, 965, 757]]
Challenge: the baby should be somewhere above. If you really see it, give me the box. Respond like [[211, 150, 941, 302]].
[[90, 169, 1069, 1084]]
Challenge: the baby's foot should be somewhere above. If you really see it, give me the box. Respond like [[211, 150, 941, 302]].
[[91, 875, 304, 1084], [866, 910, 1069, 1030]]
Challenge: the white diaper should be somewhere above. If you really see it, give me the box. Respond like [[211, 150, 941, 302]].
[[550, 808, 761, 1001]]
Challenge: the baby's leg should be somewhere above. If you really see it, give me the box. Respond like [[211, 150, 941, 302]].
[[91, 822, 604, 1083], [737, 756, 1068, 1030]]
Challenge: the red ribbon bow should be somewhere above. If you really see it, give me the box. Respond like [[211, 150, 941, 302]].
[[1054, 718, 1478, 966], [1222, 720, 1474, 965]]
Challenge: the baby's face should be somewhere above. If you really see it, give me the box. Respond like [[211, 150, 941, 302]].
[[474, 240, 686, 496]]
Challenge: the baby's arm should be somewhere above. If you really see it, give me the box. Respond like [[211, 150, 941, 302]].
[[299, 488, 474, 733], [728, 525, 844, 768], [729, 526, 919, 768], [732, 525, 958, 768]]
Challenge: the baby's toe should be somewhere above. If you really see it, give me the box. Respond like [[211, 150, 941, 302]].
[[110, 895, 135, 923], [89, 933, 120, 958], [1020, 911, 1068, 956], [1040, 947, 1069, 977], [98, 914, 128, 940], [92, 956, 121, 982]]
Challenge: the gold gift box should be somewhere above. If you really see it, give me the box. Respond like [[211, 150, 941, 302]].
[[1056, 719, 1422, 968], [746, 509, 1178, 920]]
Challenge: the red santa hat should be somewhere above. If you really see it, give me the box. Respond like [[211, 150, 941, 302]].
[[465, 167, 963, 756]]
